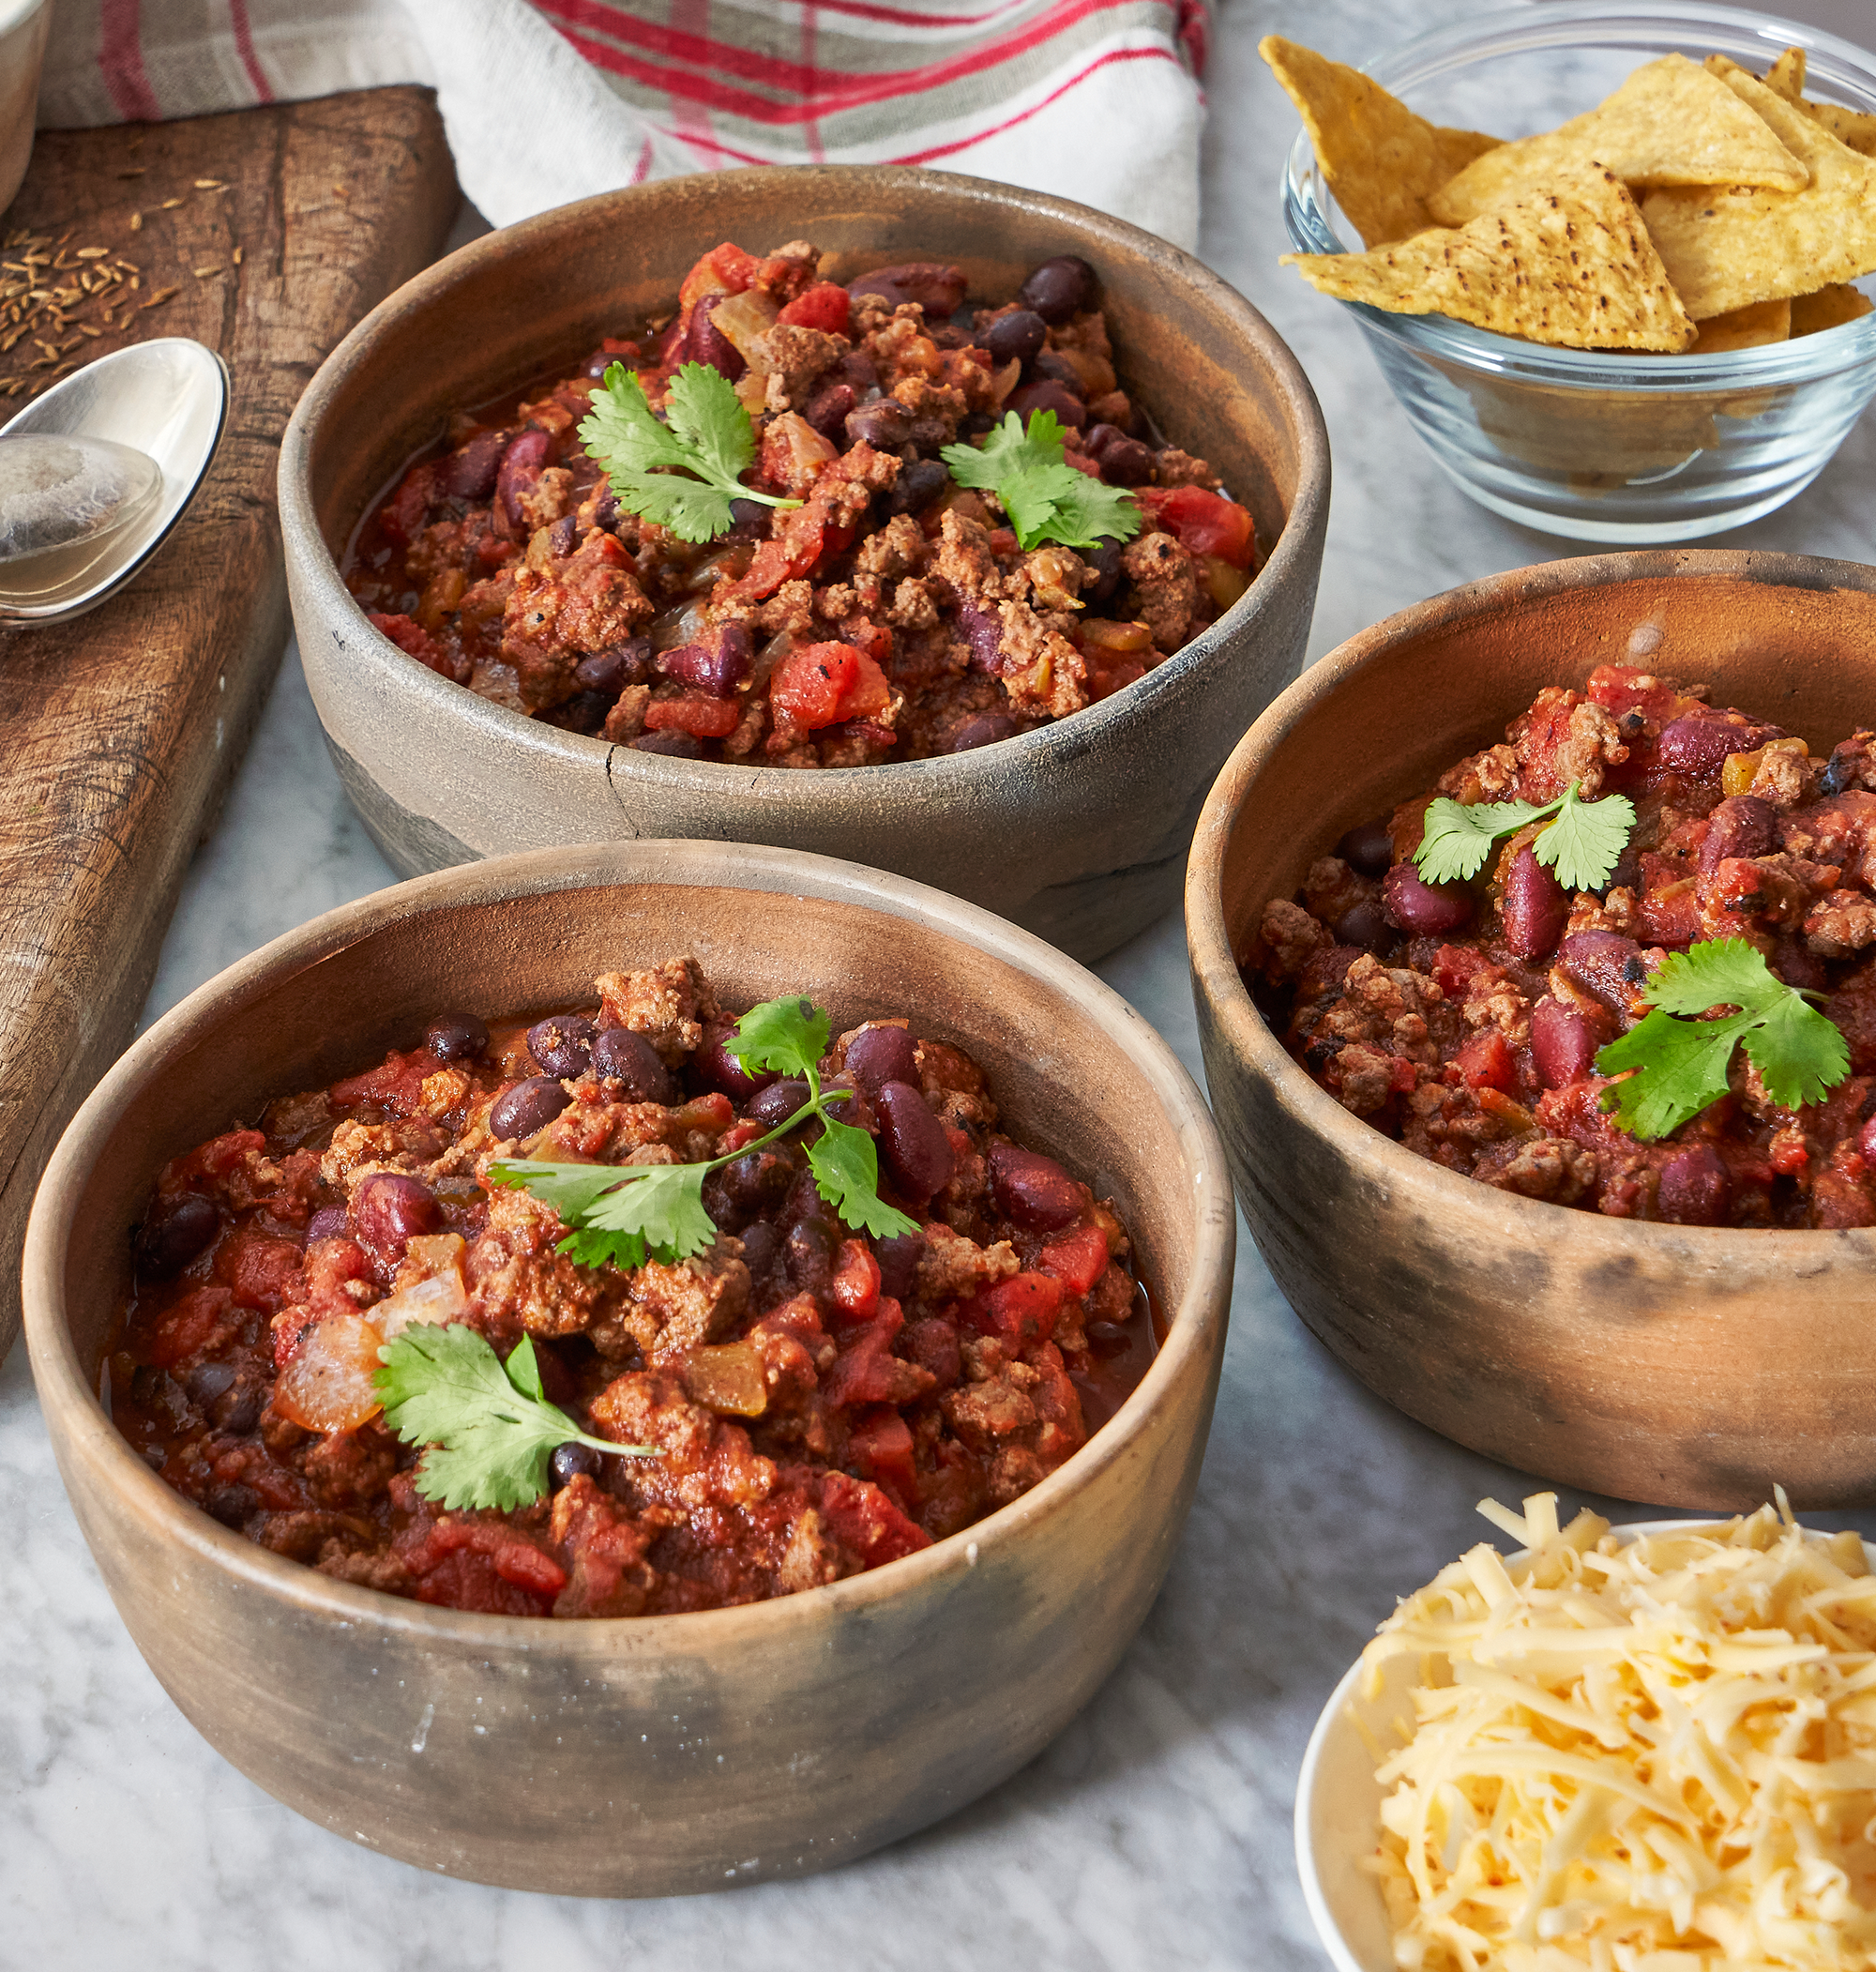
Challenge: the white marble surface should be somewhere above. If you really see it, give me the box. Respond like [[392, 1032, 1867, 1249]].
[[7, 2, 1876, 1962]]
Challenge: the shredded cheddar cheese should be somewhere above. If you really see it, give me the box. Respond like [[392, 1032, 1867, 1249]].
[[1361, 1493, 1876, 1971]]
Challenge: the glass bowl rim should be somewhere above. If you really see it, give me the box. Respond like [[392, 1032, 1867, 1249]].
[[1278, 0, 1876, 387]]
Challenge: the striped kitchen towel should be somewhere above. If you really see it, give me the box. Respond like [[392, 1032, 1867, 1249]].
[[37, 0, 1210, 247]]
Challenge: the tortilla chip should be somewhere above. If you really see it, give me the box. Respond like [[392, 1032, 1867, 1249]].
[[1260, 36, 1501, 248], [1707, 49, 1876, 159], [1688, 296, 1791, 352], [1281, 166, 1698, 351], [1792, 282, 1875, 334], [1429, 53, 1808, 225], [1642, 72, 1876, 318]]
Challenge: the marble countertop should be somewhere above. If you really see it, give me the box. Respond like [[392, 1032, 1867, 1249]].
[[7, 2, 1875, 1963]]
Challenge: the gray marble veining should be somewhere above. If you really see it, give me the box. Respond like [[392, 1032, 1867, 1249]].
[[6, 1, 1875, 1962]]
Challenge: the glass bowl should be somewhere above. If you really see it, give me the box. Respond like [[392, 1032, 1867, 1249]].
[[1280, 0, 1876, 542]]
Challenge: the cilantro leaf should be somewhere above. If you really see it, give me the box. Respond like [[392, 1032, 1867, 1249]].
[[1594, 937, 1849, 1140], [577, 360, 798, 545], [807, 1115, 920, 1240], [940, 411, 1142, 554], [726, 994, 830, 1080], [1413, 781, 1635, 891], [374, 1326, 645, 1512]]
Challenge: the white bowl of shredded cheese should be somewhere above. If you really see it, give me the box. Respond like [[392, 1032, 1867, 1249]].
[[1295, 1494, 1876, 1972]]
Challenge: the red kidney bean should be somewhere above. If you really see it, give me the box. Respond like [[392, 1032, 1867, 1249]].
[[134, 1192, 219, 1281], [353, 1173, 442, 1253], [747, 1077, 812, 1130], [1336, 818, 1395, 879], [875, 1081, 954, 1204], [837, 351, 880, 393], [660, 623, 751, 698], [574, 638, 652, 698], [1019, 255, 1096, 324], [495, 429, 551, 534], [630, 730, 703, 758], [988, 1141, 1082, 1230], [1774, 935, 1828, 993], [1333, 900, 1391, 951], [884, 458, 950, 515], [1008, 378, 1086, 429], [489, 1075, 571, 1142], [1657, 709, 1786, 778], [848, 262, 967, 313], [1530, 996, 1600, 1088], [873, 1228, 924, 1301], [441, 428, 507, 500], [1502, 846, 1569, 960], [306, 1206, 347, 1241], [843, 397, 915, 449], [692, 1020, 778, 1100], [845, 1024, 918, 1094], [951, 713, 1019, 753], [804, 381, 856, 441], [955, 599, 1004, 674], [982, 309, 1047, 367], [591, 1025, 675, 1102], [1381, 863, 1474, 935], [1698, 795, 1777, 874], [684, 294, 745, 380], [1558, 931, 1649, 1012], [1657, 1145, 1732, 1226], [528, 1014, 597, 1078]]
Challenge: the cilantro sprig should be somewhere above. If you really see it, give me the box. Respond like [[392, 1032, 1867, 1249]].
[[1595, 937, 1849, 1141], [940, 410, 1142, 553], [1414, 781, 1637, 892], [373, 1327, 652, 1511], [577, 360, 800, 544], [488, 994, 919, 1271]]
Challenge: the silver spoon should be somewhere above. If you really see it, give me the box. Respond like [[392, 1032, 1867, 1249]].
[[0, 337, 228, 624]]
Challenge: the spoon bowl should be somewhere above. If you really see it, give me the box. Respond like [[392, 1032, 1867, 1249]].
[[0, 338, 227, 624]]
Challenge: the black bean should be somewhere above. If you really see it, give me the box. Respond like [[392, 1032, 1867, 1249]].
[[785, 1217, 835, 1291], [575, 638, 651, 697], [489, 1076, 571, 1142], [1332, 901, 1391, 951], [845, 1025, 918, 1095], [1034, 350, 1082, 389], [951, 713, 1018, 753], [630, 730, 703, 758], [441, 429, 507, 501], [982, 309, 1047, 367], [1019, 255, 1096, 325], [1086, 1320, 1131, 1357], [185, 1361, 237, 1407], [691, 1020, 778, 1101], [685, 295, 745, 381], [306, 1206, 347, 1242], [591, 1025, 676, 1102], [557, 690, 611, 736], [804, 381, 857, 441], [1088, 430, 1154, 486], [205, 1483, 259, 1528], [1335, 819, 1394, 879], [838, 351, 881, 393], [547, 514, 579, 557], [660, 623, 751, 697], [725, 498, 773, 542], [885, 458, 950, 516], [875, 1081, 954, 1205], [134, 1193, 219, 1282], [528, 1013, 597, 1078], [550, 1442, 599, 1489], [1008, 378, 1085, 429], [721, 1150, 792, 1214], [354, 1174, 443, 1253], [216, 1388, 262, 1436], [1084, 538, 1125, 605], [988, 1141, 1081, 1230], [747, 1077, 813, 1130], [141, 1445, 168, 1473], [738, 1220, 779, 1284], [591, 491, 623, 536], [425, 1009, 489, 1061], [958, 412, 997, 442], [844, 398, 915, 449], [873, 1229, 924, 1302]]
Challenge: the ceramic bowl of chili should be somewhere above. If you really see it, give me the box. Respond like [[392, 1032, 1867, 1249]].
[[278, 163, 1329, 965], [1186, 547, 1876, 1512], [24, 840, 1233, 1896]]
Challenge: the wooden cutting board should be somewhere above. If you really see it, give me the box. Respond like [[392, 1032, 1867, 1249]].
[[0, 90, 460, 1361]]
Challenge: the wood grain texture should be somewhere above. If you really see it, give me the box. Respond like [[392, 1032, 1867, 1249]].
[[0, 91, 459, 1363]]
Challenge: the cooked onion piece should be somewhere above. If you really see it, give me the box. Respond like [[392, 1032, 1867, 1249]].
[[1361, 1493, 1876, 1968]]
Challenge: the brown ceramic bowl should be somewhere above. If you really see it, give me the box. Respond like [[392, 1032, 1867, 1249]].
[[279, 164, 1329, 964], [1187, 549, 1876, 1512], [24, 841, 1233, 1895]]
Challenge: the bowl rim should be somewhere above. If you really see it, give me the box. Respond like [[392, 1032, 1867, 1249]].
[[1184, 544, 1876, 1259], [278, 160, 1331, 796], [1292, 1512, 1876, 1972], [25, 838, 1235, 1648], [1278, 0, 1876, 384]]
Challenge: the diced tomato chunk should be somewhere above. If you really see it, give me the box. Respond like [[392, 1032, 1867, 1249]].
[[329, 1046, 439, 1115], [1431, 944, 1490, 999], [212, 1232, 304, 1312], [492, 1541, 569, 1596], [966, 1270, 1065, 1348], [1038, 1221, 1110, 1297], [813, 1468, 930, 1570], [778, 281, 851, 334], [1454, 1029, 1517, 1095], [845, 1405, 917, 1508], [644, 693, 742, 738], [368, 612, 452, 676], [1135, 486, 1255, 569], [829, 1238, 882, 1320], [679, 242, 758, 310], [378, 463, 439, 546], [772, 642, 860, 731], [149, 1284, 238, 1369]]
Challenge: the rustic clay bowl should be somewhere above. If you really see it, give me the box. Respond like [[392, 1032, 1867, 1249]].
[[279, 164, 1330, 965], [24, 841, 1233, 1895], [1187, 549, 1876, 1511]]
